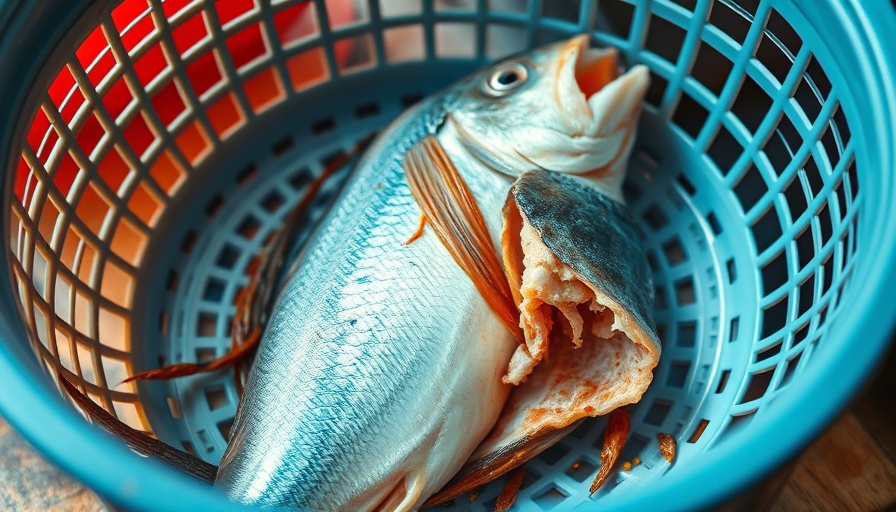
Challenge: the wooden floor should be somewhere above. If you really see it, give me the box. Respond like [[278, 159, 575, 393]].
[[1, 347, 894, 511]]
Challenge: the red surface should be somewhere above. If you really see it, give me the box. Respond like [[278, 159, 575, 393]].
[[19, 0, 359, 212]]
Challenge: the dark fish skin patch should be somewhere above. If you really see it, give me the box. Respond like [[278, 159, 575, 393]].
[[511, 169, 660, 352]]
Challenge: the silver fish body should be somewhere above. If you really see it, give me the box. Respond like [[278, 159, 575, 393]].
[[215, 99, 517, 510]]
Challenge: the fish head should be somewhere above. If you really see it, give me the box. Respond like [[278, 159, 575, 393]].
[[448, 34, 649, 199]]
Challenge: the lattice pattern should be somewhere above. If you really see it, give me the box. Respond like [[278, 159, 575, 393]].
[[4, 0, 861, 510]]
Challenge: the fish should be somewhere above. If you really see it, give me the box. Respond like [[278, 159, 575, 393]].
[[214, 35, 660, 511]]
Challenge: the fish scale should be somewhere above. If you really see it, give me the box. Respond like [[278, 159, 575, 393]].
[[215, 95, 515, 510]]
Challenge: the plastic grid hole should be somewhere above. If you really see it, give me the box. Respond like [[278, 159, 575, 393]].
[[435, 23, 476, 58], [706, 126, 742, 176], [36, 199, 62, 246], [751, 206, 782, 254], [243, 67, 286, 114], [216, 0, 260, 30], [595, 0, 634, 42], [662, 236, 687, 266], [206, 92, 246, 139], [666, 361, 691, 388], [485, 24, 527, 60], [644, 14, 687, 67], [778, 350, 804, 389], [715, 369, 731, 393], [755, 340, 782, 363], [793, 265, 815, 313], [75, 113, 107, 160], [204, 385, 228, 411], [690, 41, 733, 98], [325, 0, 369, 28], [672, 92, 709, 141], [674, 277, 696, 306], [196, 312, 217, 337], [384, 26, 426, 63], [676, 320, 696, 347], [644, 399, 673, 426], [792, 57, 827, 124], [336, 34, 377, 73], [535, 29, 573, 46], [564, 458, 598, 483], [641, 204, 669, 231], [733, 165, 768, 213], [740, 370, 774, 404], [133, 44, 170, 89], [226, 22, 269, 71], [217, 417, 235, 440], [762, 129, 793, 178], [171, 11, 208, 54], [687, 418, 710, 444], [730, 76, 772, 135], [184, 52, 225, 99], [794, 225, 819, 276], [756, 13, 801, 86], [97, 306, 130, 353], [175, 121, 213, 165], [111, 219, 149, 266], [728, 316, 740, 343], [127, 181, 164, 227], [285, 47, 330, 92], [801, 154, 824, 201], [380, 0, 422, 17], [760, 298, 788, 339], [760, 250, 788, 294], [196, 428, 213, 453], [273, 3, 319, 48], [202, 278, 227, 303], [644, 71, 669, 109], [150, 80, 188, 128], [532, 485, 570, 511], [539, 442, 571, 466], [707, 1, 751, 43], [181, 440, 197, 456]]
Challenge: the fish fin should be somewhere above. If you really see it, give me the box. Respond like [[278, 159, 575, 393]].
[[367, 473, 425, 512], [495, 465, 526, 512], [123, 329, 261, 383], [590, 407, 631, 494], [404, 135, 521, 340], [59, 374, 217, 483], [424, 421, 581, 507], [403, 213, 428, 246], [126, 133, 378, 384], [430, 169, 660, 503], [500, 195, 525, 309]]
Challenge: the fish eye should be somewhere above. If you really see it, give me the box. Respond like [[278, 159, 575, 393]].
[[484, 62, 528, 97]]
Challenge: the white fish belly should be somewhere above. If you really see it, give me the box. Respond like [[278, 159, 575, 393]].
[[215, 131, 515, 511]]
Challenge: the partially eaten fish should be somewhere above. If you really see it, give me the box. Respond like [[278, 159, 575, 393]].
[[211, 35, 659, 510]]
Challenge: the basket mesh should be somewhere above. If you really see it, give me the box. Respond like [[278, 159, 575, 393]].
[[5, 0, 859, 509]]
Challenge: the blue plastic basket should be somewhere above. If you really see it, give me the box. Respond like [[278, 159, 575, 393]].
[[0, 0, 894, 510]]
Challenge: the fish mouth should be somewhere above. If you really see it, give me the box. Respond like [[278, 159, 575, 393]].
[[555, 35, 637, 137], [568, 34, 620, 100]]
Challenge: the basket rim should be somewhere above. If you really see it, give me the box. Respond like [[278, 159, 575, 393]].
[[0, 0, 894, 511]]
